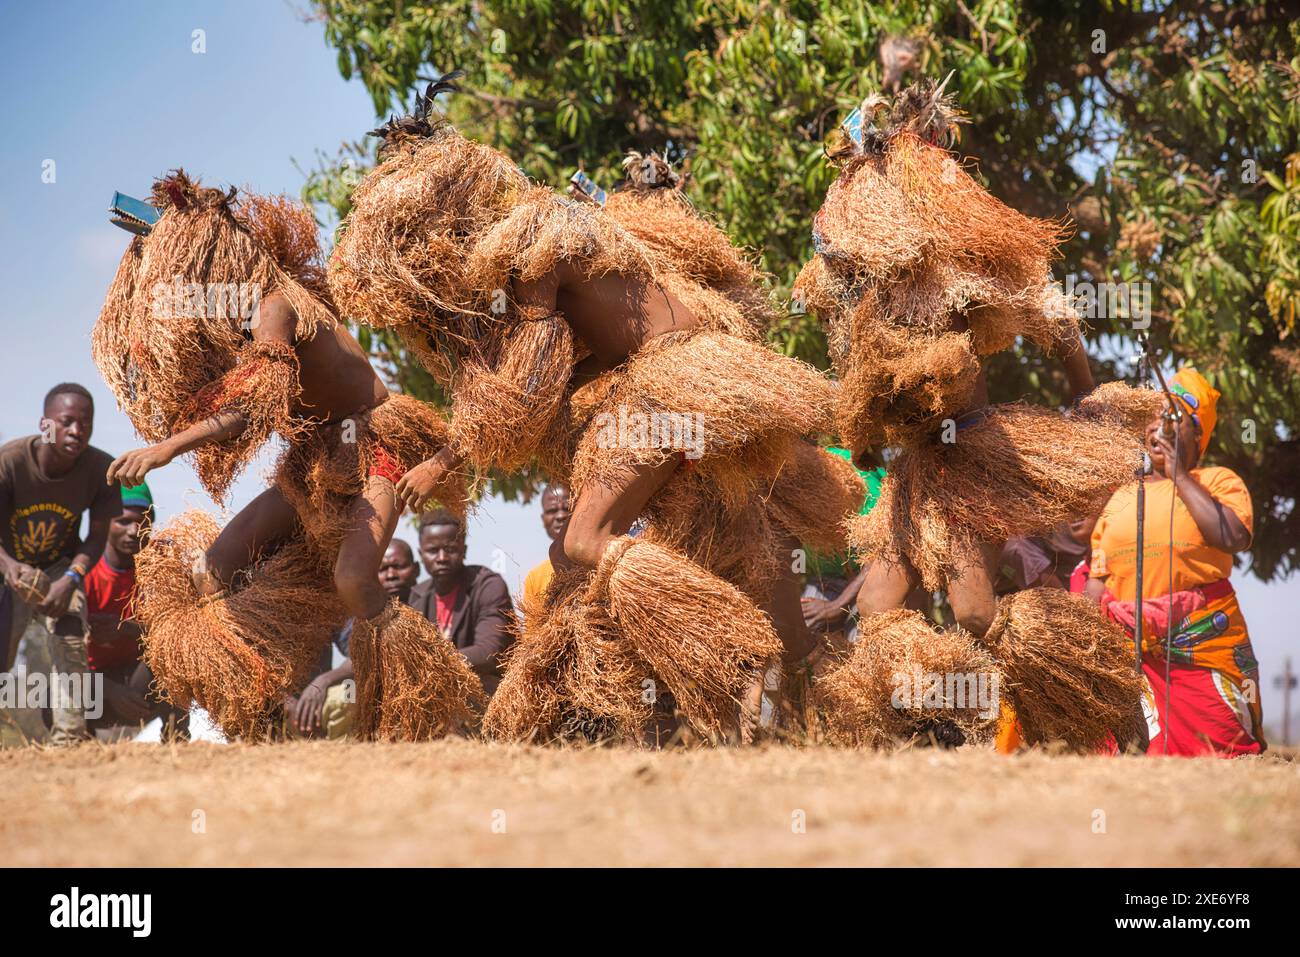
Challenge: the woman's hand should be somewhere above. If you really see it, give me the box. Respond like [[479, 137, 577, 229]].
[[1150, 432, 1188, 483], [107, 442, 176, 487]]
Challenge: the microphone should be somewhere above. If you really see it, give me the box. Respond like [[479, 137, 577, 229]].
[[1142, 339, 1182, 441], [1159, 408, 1178, 440]]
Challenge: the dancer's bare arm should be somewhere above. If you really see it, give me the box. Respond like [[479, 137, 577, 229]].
[[107, 296, 300, 487], [107, 412, 248, 487], [395, 445, 464, 513], [398, 278, 562, 512], [1058, 333, 1095, 402]]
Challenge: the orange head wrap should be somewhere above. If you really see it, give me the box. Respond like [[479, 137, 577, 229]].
[[1168, 366, 1219, 457]]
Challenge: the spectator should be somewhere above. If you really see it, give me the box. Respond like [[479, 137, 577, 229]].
[[284, 540, 420, 739], [0, 383, 120, 744], [83, 481, 186, 737], [801, 447, 885, 641], [996, 515, 1099, 594], [522, 484, 571, 606], [283, 622, 355, 740], [378, 539, 420, 605], [410, 509, 513, 694], [1087, 367, 1263, 757]]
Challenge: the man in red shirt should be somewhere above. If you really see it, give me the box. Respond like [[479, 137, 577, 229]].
[[410, 509, 514, 696], [83, 482, 185, 736]]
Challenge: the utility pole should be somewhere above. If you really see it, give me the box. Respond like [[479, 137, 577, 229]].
[[1274, 658, 1296, 746]]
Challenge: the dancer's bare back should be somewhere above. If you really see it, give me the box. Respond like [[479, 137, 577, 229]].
[[107, 292, 388, 487], [396, 267, 701, 510], [519, 261, 701, 381], [253, 292, 389, 423]]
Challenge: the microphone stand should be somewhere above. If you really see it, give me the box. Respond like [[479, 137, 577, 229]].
[[1134, 341, 1150, 676], [1132, 335, 1183, 753]]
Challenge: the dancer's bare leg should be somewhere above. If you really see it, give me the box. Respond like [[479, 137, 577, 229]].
[[945, 541, 1001, 639], [747, 532, 819, 736], [334, 477, 402, 621], [557, 456, 774, 744], [196, 486, 299, 596], [856, 555, 920, 619], [551, 457, 680, 569], [764, 532, 818, 665]]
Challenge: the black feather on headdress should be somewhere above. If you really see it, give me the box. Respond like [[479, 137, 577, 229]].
[[883, 73, 965, 147], [368, 69, 467, 143], [825, 73, 965, 165]]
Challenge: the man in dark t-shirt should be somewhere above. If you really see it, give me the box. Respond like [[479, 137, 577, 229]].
[[0, 383, 120, 744]]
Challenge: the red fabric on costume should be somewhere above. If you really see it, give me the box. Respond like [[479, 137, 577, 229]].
[[369, 443, 404, 484], [84, 558, 140, 671], [1143, 657, 1262, 757]]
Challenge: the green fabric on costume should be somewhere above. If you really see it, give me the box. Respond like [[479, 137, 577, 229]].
[[825, 446, 884, 515], [805, 447, 885, 582]]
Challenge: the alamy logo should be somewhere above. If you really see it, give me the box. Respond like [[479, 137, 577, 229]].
[[593, 407, 706, 460], [150, 277, 262, 322], [0, 670, 102, 719], [891, 668, 1001, 719], [1055, 275, 1152, 327], [49, 887, 151, 937]]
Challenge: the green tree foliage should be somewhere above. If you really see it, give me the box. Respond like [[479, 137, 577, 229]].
[[305, 0, 1299, 578]]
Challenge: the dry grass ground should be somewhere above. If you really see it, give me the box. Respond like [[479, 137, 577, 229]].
[[2, 740, 1296, 866]]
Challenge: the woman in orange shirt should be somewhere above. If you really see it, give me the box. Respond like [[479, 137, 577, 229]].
[[1086, 368, 1264, 756]]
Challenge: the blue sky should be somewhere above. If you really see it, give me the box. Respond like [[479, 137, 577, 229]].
[[0, 1, 1294, 739], [0, 0, 549, 589]]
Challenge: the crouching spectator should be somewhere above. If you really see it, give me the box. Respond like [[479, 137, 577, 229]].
[[84, 482, 187, 739], [282, 621, 355, 740], [282, 540, 420, 739], [411, 509, 513, 695]]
